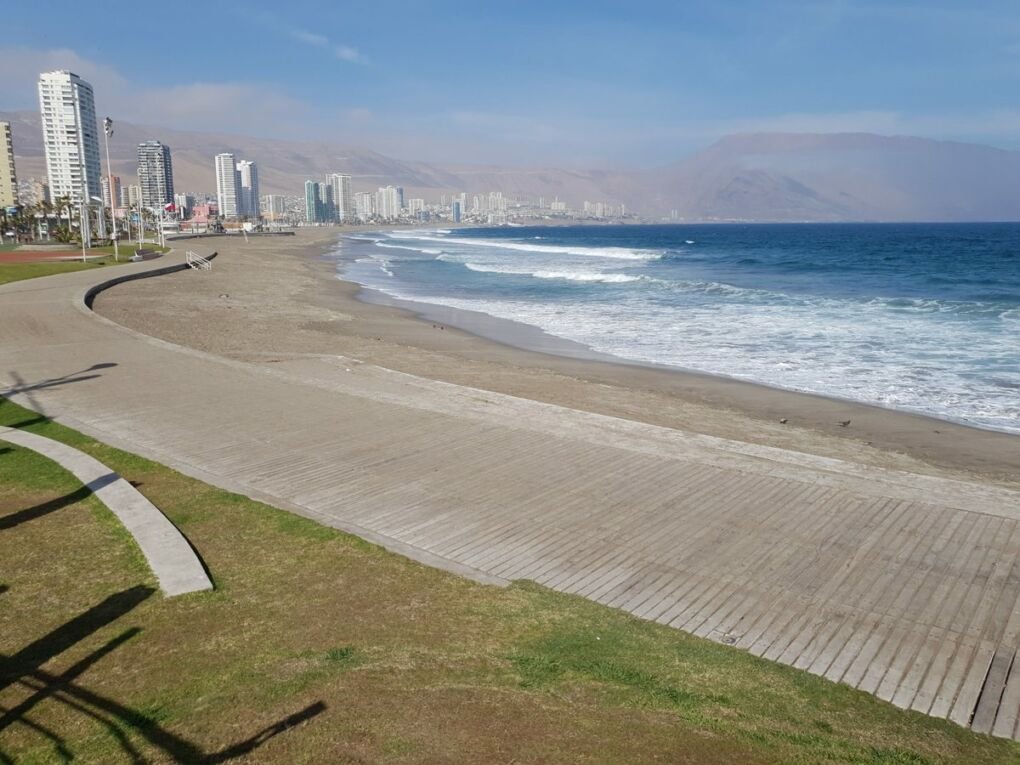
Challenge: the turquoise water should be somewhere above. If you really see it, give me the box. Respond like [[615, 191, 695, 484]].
[[338, 223, 1020, 433]]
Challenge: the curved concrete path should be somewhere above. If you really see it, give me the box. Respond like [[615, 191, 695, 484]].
[[3, 251, 1020, 737], [0, 426, 212, 596]]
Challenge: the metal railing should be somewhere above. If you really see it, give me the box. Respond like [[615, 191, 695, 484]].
[[185, 250, 212, 270]]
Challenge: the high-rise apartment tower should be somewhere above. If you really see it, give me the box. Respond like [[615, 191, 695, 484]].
[[0, 122, 18, 208], [237, 160, 259, 218], [328, 173, 354, 222], [37, 70, 102, 204], [215, 153, 241, 218], [137, 140, 174, 208]]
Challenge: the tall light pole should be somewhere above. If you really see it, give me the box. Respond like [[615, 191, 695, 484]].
[[103, 117, 119, 261]]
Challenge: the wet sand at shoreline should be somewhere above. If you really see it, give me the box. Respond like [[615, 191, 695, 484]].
[[95, 228, 1020, 488]]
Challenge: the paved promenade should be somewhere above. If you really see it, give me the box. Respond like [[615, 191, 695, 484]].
[[3, 253, 1020, 737]]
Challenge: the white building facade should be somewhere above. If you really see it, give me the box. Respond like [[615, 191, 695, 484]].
[[328, 173, 354, 222], [215, 153, 241, 218], [37, 70, 102, 204], [137, 141, 174, 209], [237, 160, 259, 218], [0, 122, 17, 208]]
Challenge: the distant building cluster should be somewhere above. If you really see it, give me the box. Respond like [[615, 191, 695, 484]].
[[1, 68, 637, 240], [298, 177, 629, 226], [303, 173, 355, 224]]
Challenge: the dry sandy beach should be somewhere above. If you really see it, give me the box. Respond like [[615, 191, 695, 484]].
[[94, 228, 1020, 489]]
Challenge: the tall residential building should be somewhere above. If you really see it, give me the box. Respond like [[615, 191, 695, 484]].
[[236, 160, 259, 218], [0, 122, 17, 208], [327, 173, 354, 222], [101, 174, 121, 209], [451, 199, 462, 223], [215, 153, 241, 218], [304, 180, 323, 223], [376, 186, 401, 219], [354, 191, 374, 221], [322, 183, 335, 222], [120, 184, 141, 208], [18, 178, 49, 207], [37, 70, 101, 204], [137, 141, 174, 208], [262, 194, 287, 221], [174, 193, 194, 219]]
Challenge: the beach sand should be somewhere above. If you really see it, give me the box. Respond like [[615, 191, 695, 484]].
[[94, 228, 1020, 489]]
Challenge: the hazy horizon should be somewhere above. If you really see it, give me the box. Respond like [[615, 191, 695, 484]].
[[2, 1, 1020, 168]]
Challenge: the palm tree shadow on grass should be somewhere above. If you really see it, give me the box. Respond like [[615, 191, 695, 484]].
[[0, 585, 325, 763], [0, 480, 116, 532]]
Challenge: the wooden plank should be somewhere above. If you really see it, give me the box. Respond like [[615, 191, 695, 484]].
[[992, 655, 1020, 739], [971, 647, 1015, 734]]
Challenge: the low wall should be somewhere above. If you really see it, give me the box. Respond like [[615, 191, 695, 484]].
[[83, 251, 218, 308]]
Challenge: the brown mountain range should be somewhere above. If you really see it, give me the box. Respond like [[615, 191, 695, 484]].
[[4, 109, 1020, 222]]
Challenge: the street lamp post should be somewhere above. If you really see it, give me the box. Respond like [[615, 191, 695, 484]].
[[103, 117, 119, 261], [79, 202, 87, 263]]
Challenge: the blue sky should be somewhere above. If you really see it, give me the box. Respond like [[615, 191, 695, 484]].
[[2, 0, 1019, 166]]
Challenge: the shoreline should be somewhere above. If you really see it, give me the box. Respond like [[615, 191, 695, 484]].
[[94, 228, 1020, 488], [350, 270, 1019, 439]]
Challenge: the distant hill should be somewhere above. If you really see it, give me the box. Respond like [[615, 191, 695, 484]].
[[5, 109, 1020, 221], [0, 110, 635, 207], [654, 132, 1020, 222]]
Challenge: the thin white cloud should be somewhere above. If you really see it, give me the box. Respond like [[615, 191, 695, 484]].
[[0, 47, 315, 137], [276, 20, 366, 65], [3, 45, 1019, 168], [291, 29, 328, 47], [0, 46, 129, 107], [333, 45, 367, 64]]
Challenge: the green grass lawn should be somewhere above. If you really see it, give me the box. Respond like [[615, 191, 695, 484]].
[[0, 260, 114, 286], [0, 244, 170, 286], [1, 396, 1017, 764], [89, 244, 170, 257]]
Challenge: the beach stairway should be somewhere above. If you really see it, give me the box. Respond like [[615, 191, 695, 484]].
[[186, 250, 212, 270]]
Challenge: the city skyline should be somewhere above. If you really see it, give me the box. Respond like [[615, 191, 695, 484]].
[[1, 2, 1019, 166]]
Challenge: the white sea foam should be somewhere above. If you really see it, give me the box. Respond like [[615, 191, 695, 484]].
[[462, 262, 641, 283], [340, 231, 1020, 434], [385, 233, 661, 260], [374, 241, 444, 255]]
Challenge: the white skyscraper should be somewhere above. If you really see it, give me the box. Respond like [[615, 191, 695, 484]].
[[237, 160, 259, 218], [0, 122, 17, 208], [354, 191, 375, 221], [328, 173, 354, 222], [376, 186, 401, 220], [137, 141, 174, 209], [215, 153, 241, 218], [37, 70, 102, 204]]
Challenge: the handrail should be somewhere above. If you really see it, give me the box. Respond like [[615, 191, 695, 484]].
[[186, 250, 212, 270]]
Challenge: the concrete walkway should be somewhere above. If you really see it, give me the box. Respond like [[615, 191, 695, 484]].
[[0, 425, 212, 596], [3, 252, 1020, 737]]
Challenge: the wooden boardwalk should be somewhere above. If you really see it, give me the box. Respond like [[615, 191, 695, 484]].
[[3, 256, 1020, 737]]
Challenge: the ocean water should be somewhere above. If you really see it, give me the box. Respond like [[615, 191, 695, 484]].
[[337, 223, 1020, 434]]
